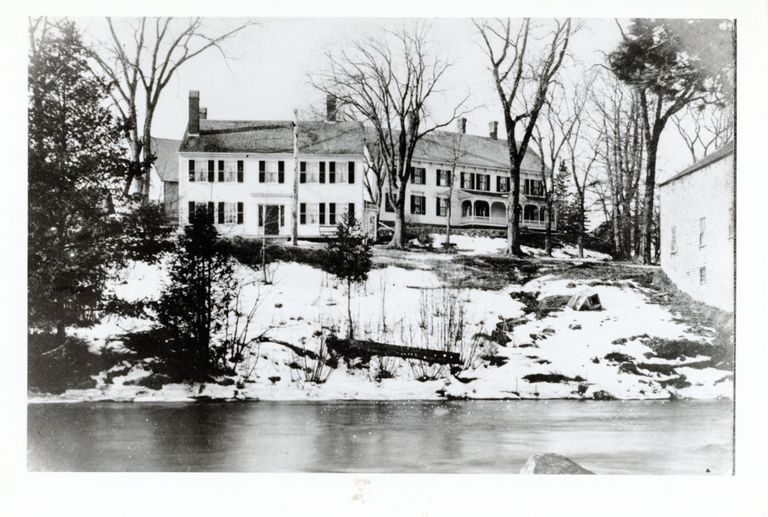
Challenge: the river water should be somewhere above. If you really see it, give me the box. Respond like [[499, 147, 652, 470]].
[[27, 399, 733, 474]]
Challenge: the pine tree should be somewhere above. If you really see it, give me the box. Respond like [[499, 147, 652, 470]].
[[323, 213, 372, 339], [28, 19, 126, 344], [155, 207, 236, 380]]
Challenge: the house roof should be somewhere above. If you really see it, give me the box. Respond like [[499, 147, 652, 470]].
[[179, 117, 543, 172], [151, 137, 181, 182], [409, 130, 543, 172], [659, 140, 734, 187], [180, 120, 366, 155]]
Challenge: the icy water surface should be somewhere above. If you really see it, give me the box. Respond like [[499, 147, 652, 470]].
[[27, 399, 733, 474]]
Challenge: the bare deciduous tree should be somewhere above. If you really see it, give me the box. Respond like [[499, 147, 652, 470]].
[[87, 17, 254, 200], [589, 73, 645, 260], [443, 123, 466, 248], [312, 25, 468, 248], [672, 103, 734, 164], [474, 17, 572, 256], [531, 80, 587, 255]]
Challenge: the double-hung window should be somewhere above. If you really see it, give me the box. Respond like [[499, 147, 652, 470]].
[[410, 195, 426, 215]]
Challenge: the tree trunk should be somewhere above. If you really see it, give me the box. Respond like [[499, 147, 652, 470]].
[[140, 114, 154, 203], [346, 279, 353, 339], [640, 138, 659, 264], [507, 164, 523, 256], [611, 203, 622, 259], [55, 321, 67, 346], [544, 194, 553, 257], [389, 182, 408, 248], [577, 194, 585, 258]]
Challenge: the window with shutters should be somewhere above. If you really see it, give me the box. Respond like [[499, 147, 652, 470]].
[[189, 160, 210, 182], [319, 162, 326, 183], [411, 167, 426, 185], [524, 179, 545, 197], [300, 203, 307, 224], [460, 172, 475, 190], [329, 203, 337, 225], [319, 203, 326, 224], [436, 169, 451, 187], [410, 195, 426, 215], [237, 202, 243, 224], [476, 174, 490, 191], [214, 160, 241, 182], [497, 176, 510, 193], [436, 197, 448, 217], [257, 160, 280, 183], [187, 201, 214, 222]]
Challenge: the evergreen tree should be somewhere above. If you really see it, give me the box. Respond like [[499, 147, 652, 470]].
[[155, 207, 236, 380], [553, 160, 585, 243], [323, 213, 372, 339], [28, 19, 126, 343], [609, 18, 733, 263]]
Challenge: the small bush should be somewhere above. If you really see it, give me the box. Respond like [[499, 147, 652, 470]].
[[523, 373, 576, 384], [604, 352, 634, 363], [28, 333, 118, 394], [290, 336, 335, 384]]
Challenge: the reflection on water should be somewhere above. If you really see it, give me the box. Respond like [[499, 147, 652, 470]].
[[27, 399, 733, 474]]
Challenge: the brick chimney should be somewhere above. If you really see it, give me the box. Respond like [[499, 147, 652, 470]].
[[457, 117, 467, 134], [489, 121, 498, 140], [326, 94, 337, 122], [188, 90, 200, 135], [200, 107, 207, 120]]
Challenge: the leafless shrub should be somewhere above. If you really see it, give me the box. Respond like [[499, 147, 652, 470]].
[[369, 356, 398, 382], [290, 336, 335, 384], [414, 287, 491, 373]]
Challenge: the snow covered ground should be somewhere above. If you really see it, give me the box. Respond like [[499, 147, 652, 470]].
[[429, 233, 613, 261], [31, 249, 732, 403]]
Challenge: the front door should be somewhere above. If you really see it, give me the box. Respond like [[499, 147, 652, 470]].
[[264, 205, 280, 235]]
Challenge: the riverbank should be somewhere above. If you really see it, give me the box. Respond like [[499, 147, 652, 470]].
[[28, 238, 734, 404]]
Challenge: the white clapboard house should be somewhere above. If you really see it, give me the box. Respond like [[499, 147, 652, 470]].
[[379, 120, 553, 231], [659, 141, 735, 312], [178, 91, 368, 238], [177, 91, 552, 238]]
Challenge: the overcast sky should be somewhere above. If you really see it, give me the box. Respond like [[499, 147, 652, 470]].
[[76, 17, 724, 182]]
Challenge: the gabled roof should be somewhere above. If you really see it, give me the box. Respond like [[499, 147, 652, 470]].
[[659, 140, 734, 187], [151, 137, 181, 182], [411, 130, 544, 172], [180, 120, 366, 155]]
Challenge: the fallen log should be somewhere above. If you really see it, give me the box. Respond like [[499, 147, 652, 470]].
[[326, 335, 461, 366]]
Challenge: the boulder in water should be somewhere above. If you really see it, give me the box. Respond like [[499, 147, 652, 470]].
[[520, 453, 594, 475]]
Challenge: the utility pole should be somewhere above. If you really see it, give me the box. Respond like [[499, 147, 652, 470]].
[[292, 109, 299, 246]]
